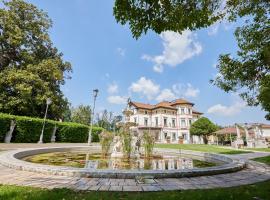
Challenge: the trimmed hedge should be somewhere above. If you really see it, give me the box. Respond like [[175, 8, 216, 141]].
[[0, 113, 103, 143], [0, 113, 14, 142]]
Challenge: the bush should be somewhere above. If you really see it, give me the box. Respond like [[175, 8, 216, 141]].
[[0, 113, 14, 142], [14, 116, 55, 143], [0, 112, 103, 143], [91, 127, 104, 142]]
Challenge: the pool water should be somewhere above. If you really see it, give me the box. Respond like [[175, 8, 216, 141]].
[[22, 152, 217, 170]]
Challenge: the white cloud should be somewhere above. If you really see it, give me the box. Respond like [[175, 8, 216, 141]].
[[156, 89, 176, 102], [172, 83, 200, 98], [116, 47, 125, 56], [107, 82, 118, 94], [207, 101, 246, 116], [107, 95, 127, 105], [142, 30, 202, 73], [129, 77, 160, 100]]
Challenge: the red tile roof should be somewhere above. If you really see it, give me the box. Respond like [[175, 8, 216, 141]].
[[130, 99, 202, 113]]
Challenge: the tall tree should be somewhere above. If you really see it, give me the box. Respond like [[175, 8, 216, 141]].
[[0, 0, 72, 119], [113, 0, 270, 119], [70, 105, 91, 125], [190, 117, 218, 144]]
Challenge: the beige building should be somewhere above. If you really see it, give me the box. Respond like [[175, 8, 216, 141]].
[[124, 99, 203, 144]]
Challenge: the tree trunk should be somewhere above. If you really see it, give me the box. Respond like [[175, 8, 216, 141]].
[[4, 120, 16, 143], [203, 135, 208, 144]]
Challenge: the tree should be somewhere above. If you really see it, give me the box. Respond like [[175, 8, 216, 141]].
[[114, 0, 222, 39], [70, 105, 91, 125], [113, 0, 270, 119], [0, 0, 72, 119], [190, 117, 218, 144], [212, 1, 270, 119]]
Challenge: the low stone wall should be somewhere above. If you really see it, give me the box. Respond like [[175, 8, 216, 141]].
[[0, 146, 246, 179]]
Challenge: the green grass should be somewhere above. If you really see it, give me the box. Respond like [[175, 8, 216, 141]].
[[155, 144, 252, 155], [252, 155, 270, 165], [246, 148, 270, 152], [0, 181, 270, 200]]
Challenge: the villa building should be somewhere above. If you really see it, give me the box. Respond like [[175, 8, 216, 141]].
[[124, 99, 203, 144]]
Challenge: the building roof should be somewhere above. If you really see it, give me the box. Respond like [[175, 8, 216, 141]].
[[170, 98, 194, 106], [154, 101, 177, 110], [193, 110, 204, 115], [129, 102, 154, 110], [129, 99, 202, 113], [261, 124, 270, 129], [213, 127, 254, 135]]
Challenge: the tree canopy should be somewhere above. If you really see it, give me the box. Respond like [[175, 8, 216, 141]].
[[0, 0, 72, 119], [114, 0, 270, 119], [70, 105, 91, 126], [190, 117, 218, 143]]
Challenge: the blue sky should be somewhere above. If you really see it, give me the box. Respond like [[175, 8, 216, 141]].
[[27, 0, 268, 126]]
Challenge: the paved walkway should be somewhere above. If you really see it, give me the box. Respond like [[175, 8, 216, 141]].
[[0, 144, 269, 191], [0, 160, 269, 191]]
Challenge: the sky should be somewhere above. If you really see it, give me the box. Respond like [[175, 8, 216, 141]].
[[26, 0, 268, 126]]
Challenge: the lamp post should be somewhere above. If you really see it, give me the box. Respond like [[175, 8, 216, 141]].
[[38, 98, 52, 144], [88, 89, 99, 145]]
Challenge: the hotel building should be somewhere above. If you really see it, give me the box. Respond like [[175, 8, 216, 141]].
[[124, 99, 203, 144]]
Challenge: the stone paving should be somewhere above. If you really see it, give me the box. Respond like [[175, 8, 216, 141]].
[[0, 158, 269, 191], [0, 145, 269, 191]]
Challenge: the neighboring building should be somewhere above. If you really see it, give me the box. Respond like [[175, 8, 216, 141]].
[[123, 99, 203, 144]]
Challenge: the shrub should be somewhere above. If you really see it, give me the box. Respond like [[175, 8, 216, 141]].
[[14, 116, 55, 143], [0, 113, 14, 142], [142, 131, 155, 158], [91, 127, 104, 142], [99, 131, 114, 157], [0, 112, 103, 143]]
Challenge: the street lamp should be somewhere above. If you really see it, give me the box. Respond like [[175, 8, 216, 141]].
[[88, 89, 99, 145], [38, 98, 52, 144]]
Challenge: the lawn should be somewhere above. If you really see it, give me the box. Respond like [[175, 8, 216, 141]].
[[252, 155, 270, 165], [246, 148, 270, 152], [0, 181, 270, 200], [155, 144, 252, 155]]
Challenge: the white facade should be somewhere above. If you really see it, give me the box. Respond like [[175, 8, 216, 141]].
[[124, 99, 203, 144]]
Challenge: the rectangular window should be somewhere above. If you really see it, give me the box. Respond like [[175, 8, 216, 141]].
[[144, 118, 148, 126], [164, 118, 167, 127], [172, 133, 176, 141], [155, 117, 158, 127], [188, 108, 191, 114], [172, 118, 176, 127], [181, 108, 185, 114], [189, 119, 192, 126], [145, 110, 148, 114], [181, 119, 186, 127], [134, 117, 137, 123]]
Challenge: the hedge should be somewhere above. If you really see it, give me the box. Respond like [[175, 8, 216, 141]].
[[0, 113, 103, 143]]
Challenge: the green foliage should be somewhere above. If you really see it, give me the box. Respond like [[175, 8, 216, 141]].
[[91, 127, 104, 142], [190, 117, 218, 144], [113, 0, 222, 39], [0, 0, 72, 119], [120, 131, 132, 158], [0, 113, 14, 141], [70, 105, 91, 125], [55, 122, 87, 143], [142, 131, 155, 158], [99, 131, 114, 157], [14, 116, 55, 143], [0, 112, 103, 143], [114, 1, 270, 118]]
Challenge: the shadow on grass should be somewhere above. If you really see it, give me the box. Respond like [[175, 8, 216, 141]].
[[220, 150, 253, 155]]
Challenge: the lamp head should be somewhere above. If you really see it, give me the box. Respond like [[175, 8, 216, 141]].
[[93, 89, 99, 98]]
